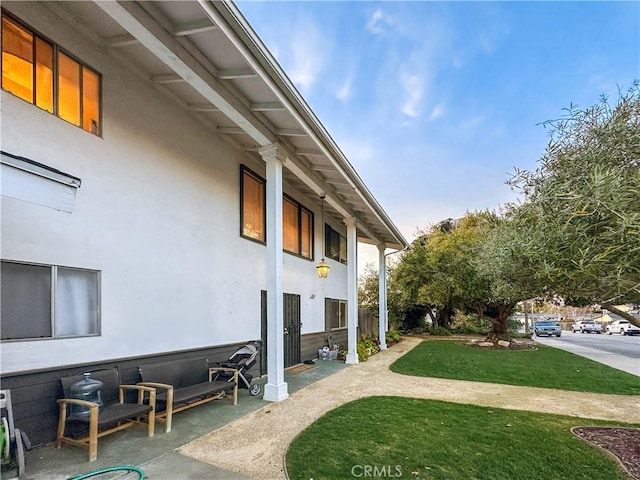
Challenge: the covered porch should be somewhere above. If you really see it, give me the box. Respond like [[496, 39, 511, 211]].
[[41, 0, 408, 401]]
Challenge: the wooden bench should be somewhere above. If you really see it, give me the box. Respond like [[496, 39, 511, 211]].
[[57, 369, 156, 462], [138, 357, 238, 433]]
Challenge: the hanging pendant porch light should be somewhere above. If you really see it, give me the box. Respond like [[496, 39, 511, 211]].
[[316, 259, 330, 278], [316, 195, 330, 278]]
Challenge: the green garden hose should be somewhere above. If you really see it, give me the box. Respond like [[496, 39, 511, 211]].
[[68, 465, 144, 480]]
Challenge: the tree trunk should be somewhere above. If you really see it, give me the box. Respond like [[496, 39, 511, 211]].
[[438, 304, 454, 330], [601, 302, 640, 328], [426, 308, 437, 328], [485, 304, 514, 342]]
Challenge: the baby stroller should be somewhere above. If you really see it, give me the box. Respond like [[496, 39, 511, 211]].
[[211, 341, 262, 396]]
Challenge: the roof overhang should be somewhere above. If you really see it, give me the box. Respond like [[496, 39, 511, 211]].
[[58, 0, 408, 249]]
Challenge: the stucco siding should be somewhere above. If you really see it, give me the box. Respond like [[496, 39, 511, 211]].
[[1, 2, 347, 373]]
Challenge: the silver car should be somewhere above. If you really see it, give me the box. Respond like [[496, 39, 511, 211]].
[[534, 321, 562, 337], [571, 320, 602, 334]]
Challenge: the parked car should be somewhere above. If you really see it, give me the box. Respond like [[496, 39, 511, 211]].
[[534, 321, 562, 337], [605, 320, 640, 336], [571, 320, 602, 334]]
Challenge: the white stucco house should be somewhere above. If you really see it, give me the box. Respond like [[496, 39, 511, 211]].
[[0, 0, 407, 444]]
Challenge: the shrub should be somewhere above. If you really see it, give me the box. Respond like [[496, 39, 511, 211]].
[[356, 342, 369, 362], [429, 326, 452, 336], [353, 334, 382, 361], [385, 330, 402, 344], [452, 313, 492, 335]]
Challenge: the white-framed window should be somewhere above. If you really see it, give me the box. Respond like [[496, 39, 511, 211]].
[[1, 260, 100, 341], [325, 298, 347, 330]]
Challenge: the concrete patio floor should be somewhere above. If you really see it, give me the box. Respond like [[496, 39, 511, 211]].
[[6, 359, 347, 480]]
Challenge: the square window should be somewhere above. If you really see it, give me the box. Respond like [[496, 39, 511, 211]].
[[1, 261, 100, 341], [325, 298, 347, 330]]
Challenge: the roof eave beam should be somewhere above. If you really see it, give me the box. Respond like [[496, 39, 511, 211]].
[[93, 0, 274, 146], [281, 156, 382, 244], [173, 18, 218, 36]]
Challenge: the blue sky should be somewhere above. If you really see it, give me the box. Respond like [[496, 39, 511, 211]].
[[237, 1, 640, 248]]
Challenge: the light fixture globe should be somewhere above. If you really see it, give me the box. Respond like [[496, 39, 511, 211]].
[[316, 259, 330, 278], [317, 194, 330, 279]]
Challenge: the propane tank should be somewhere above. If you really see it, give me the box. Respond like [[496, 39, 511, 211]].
[[69, 373, 104, 417]]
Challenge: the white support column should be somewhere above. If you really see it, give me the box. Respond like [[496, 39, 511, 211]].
[[378, 244, 388, 350], [260, 144, 288, 402], [344, 217, 359, 365]]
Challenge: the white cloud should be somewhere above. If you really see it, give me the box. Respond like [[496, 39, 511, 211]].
[[429, 103, 445, 121], [286, 17, 326, 91], [400, 72, 425, 118], [458, 114, 487, 137], [337, 137, 376, 168], [374, 10, 456, 121], [336, 72, 353, 101], [476, 16, 511, 54], [366, 8, 394, 34]]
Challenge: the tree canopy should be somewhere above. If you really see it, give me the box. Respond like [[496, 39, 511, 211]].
[[391, 211, 523, 340], [359, 83, 640, 337], [508, 83, 640, 322]]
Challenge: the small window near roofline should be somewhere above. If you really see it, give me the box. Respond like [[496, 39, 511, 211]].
[[1, 12, 102, 136], [240, 165, 266, 243], [325, 223, 347, 264], [283, 195, 313, 259]]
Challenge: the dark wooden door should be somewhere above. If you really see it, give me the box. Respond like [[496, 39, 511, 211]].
[[261, 291, 301, 372]]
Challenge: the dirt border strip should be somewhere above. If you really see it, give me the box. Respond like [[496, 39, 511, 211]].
[[571, 426, 640, 480]]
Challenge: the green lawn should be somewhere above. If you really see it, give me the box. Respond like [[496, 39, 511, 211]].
[[286, 397, 635, 480], [389, 340, 640, 394]]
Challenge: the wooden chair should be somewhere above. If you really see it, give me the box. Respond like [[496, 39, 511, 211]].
[[138, 358, 238, 433], [56, 368, 156, 462]]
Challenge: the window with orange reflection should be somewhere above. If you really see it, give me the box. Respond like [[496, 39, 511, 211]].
[[282, 195, 313, 259], [1, 12, 101, 135], [82, 68, 100, 134], [241, 166, 266, 242], [2, 16, 33, 103], [35, 38, 53, 112], [283, 198, 299, 254], [58, 52, 80, 126]]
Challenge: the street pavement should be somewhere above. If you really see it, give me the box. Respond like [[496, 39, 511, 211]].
[[534, 332, 640, 376]]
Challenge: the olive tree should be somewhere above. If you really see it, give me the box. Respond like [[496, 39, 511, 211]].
[[393, 212, 525, 340], [508, 83, 640, 325]]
